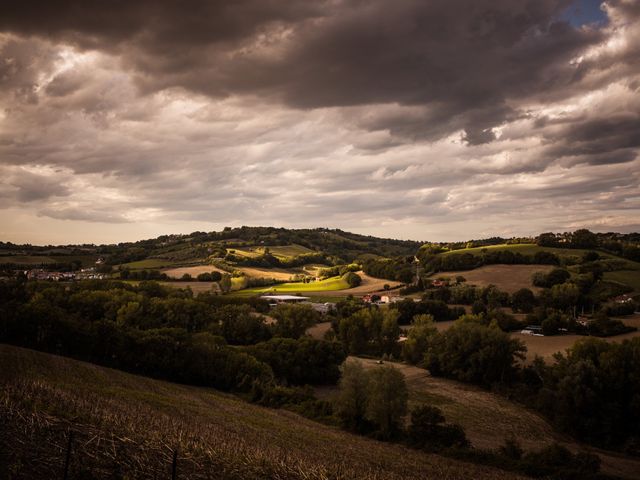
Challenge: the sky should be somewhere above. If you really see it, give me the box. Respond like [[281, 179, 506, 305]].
[[0, 0, 639, 245]]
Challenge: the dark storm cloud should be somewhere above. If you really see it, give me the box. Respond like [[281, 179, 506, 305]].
[[0, 0, 606, 143], [10, 171, 70, 202], [1, 0, 640, 242], [541, 108, 640, 167]]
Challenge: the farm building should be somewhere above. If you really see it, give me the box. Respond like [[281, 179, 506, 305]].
[[520, 325, 544, 336], [310, 303, 334, 314], [261, 295, 311, 305]]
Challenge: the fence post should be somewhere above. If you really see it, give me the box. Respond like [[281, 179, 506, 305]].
[[63, 431, 73, 480], [171, 449, 178, 480]]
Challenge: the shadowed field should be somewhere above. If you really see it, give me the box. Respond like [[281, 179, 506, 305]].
[[430, 265, 554, 293]]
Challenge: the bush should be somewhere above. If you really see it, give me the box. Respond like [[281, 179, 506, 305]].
[[344, 271, 362, 288], [408, 405, 469, 450]]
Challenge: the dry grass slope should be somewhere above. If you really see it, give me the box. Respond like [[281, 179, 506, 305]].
[[0, 344, 523, 480], [429, 264, 554, 293]]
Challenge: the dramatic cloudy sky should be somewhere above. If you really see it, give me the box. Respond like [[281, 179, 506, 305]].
[[1, 0, 639, 244]]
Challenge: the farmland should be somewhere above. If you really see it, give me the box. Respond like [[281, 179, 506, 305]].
[[429, 264, 553, 293], [228, 243, 315, 259], [162, 265, 227, 278], [0, 254, 98, 267], [236, 266, 297, 281], [0, 344, 523, 480], [233, 275, 351, 296], [441, 243, 607, 259], [121, 258, 178, 270]]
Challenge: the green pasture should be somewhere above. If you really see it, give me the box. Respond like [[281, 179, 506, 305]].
[[233, 275, 350, 296]]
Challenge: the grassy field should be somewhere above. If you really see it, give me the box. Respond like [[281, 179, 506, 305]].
[[121, 258, 179, 270], [430, 265, 554, 293], [603, 270, 640, 292], [441, 243, 639, 266], [0, 344, 523, 480], [162, 265, 227, 278], [160, 281, 219, 294], [0, 254, 98, 266], [234, 275, 351, 296], [236, 266, 297, 280], [228, 244, 315, 259], [442, 243, 588, 258], [313, 357, 640, 479]]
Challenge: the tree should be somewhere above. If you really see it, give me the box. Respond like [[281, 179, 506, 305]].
[[219, 306, 272, 345], [338, 307, 399, 355], [537, 232, 559, 247], [334, 360, 370, 432], [401, 314, 436, 365], [425, 319, 526, 386], [271, 303, 318, 338], [245, 337, 346, 385], [512, 288, 536, 313], [219, 273, 232, 294], [408, 405, 468, 449], [549, 282, 580, 311], [364, 365, 408, 439], [344, 271, 362, 287], [571, 229, 597, 249]]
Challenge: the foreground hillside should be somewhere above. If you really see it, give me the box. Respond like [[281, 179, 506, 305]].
[[0, 344, 522, 480]]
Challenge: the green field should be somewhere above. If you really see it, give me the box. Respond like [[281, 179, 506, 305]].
[[120, 258, 178, 269], [0, 344, 521, 480], [443, 243, 594, 258], [0, 254, 98, 266], [228, 243, 315, 259], [604, 270, 640, 293], [441, 243, 639, 267], [234, 275, 351, 296], [0, 255, 58, 265]]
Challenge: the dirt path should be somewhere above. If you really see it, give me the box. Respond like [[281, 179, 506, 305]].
[[162, 265, 227, 279]]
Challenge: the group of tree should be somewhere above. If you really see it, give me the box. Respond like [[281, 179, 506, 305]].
[[335, 307, 400, 356], [334, 359, 603, 479], [334, 361, 409, 439], [398, 310, 640, 451], [0, 279, 346, 402], [361, 257, 415, 283]]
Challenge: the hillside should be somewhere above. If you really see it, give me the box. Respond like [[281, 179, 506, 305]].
[[316, 357, 640, 480], [0, 344, 523, 480], [427, 243, 640, 294], [429, 265, 554, 294]]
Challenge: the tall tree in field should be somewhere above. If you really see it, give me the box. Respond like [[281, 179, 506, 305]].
[[335, 360, 370, 432], [365, 365, 408, 439]]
